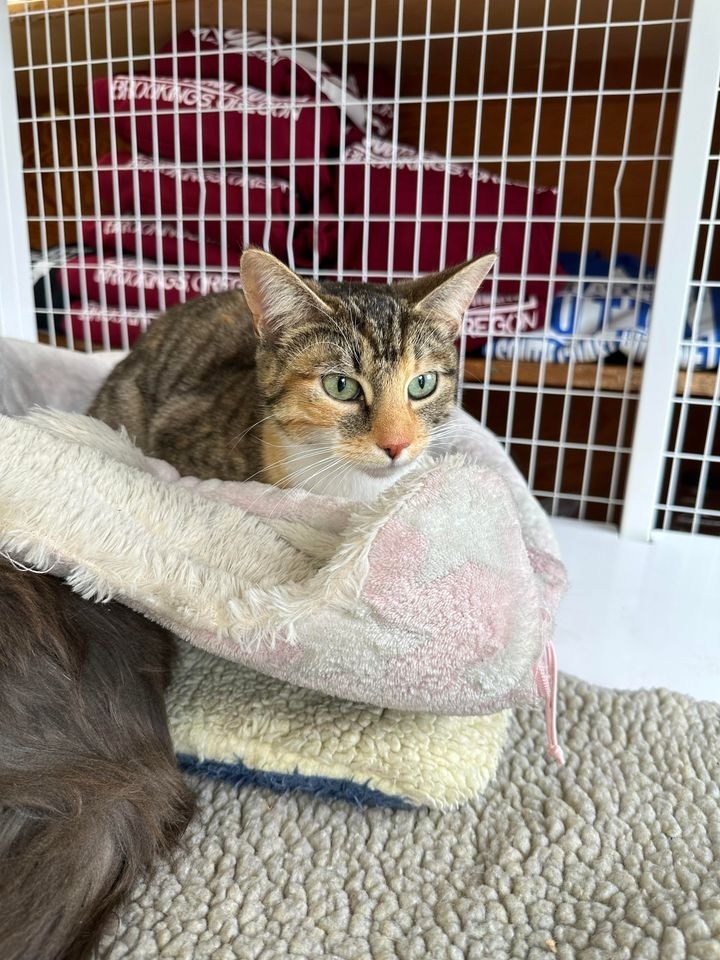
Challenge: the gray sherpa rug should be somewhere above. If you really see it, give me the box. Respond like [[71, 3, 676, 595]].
[[97, 674, 720, 960]]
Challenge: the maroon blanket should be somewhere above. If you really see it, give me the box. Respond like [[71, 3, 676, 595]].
[[155, 28, 393, 138], [92, 75, 341, 199], [82, 218, 227, 270], [72, 29, 560, 347], [95, 153, 294, 258], [336, 139, 559, 332], [93, 154, 336, 267], [63, 255, 241, 315], [67, 301, 151, 348]]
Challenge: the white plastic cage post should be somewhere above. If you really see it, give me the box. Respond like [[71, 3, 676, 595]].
[[620, 0, 720, 541], [0, 1, 35, 341]]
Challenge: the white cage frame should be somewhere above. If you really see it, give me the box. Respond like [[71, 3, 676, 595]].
[[1, 0, 719, 542]]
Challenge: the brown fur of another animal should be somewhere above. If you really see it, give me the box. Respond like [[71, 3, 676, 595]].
[[0, 560, 195, 960]]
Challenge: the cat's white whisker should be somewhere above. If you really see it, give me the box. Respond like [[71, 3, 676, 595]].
[[240, 447, 338, 486], [240, 451, 343, 515], [274, 454, 342, 491], [227, 413, 277, 451], [275, 458, 340, 490], [265, 457, 349, 517], [301, 460, 353, 505], [430, 422, 486, 440]]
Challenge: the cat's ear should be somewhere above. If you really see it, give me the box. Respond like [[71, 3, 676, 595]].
[[240, 249, 331, 340], [407, 253, 497, 334]]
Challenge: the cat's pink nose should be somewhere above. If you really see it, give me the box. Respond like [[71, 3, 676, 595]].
[[380, 439, 410, 461]]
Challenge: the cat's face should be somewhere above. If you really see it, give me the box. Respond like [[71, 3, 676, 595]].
[[241, 251, 495, 495]]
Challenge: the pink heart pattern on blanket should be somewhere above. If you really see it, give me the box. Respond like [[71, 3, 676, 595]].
[[365, 519, 514, 656]]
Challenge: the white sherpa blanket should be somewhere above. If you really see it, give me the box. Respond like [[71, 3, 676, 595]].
[[0, 339, 566, 754], [169, 642, 510, 808]]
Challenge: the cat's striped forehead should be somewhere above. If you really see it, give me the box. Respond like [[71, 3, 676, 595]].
[[302, 283, 456, 374], [241, 249, 496, 368]]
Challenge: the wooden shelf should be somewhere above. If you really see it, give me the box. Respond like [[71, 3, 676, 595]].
[[463, 359, 719, 399]]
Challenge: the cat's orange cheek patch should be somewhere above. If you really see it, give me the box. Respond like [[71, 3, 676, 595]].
[[259, 421, 293, 485], [341, 435, 380, 463], [303, 394, 342, 430], [406, 426, 431, 458], [276, 387, 341, 433]]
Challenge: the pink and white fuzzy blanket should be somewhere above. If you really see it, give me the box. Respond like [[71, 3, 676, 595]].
[[0, 339, 566, 760]]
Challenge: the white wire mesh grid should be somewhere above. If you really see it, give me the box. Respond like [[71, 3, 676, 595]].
[[9, 0, 718, 534], [656, 81, 720, 536]]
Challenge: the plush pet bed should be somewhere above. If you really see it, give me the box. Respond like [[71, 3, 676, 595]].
[[0, 337, 564, 807]]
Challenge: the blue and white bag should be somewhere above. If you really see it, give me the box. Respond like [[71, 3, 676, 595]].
[[483, 252, 720, 370]]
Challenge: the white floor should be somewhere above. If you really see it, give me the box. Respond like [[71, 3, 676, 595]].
[[550, 518, 720, 703]]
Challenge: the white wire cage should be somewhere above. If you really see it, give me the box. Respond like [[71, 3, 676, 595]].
[[2, 0, 719, 540]]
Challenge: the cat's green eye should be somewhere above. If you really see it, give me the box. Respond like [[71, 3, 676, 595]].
[[322, 374, 362, 402], [408, 372, 438, 400]]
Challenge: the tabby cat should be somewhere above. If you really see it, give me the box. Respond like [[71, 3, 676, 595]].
[[0, 250, 495, 959], [90, 249, 496, 498]]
